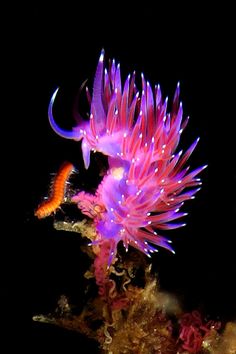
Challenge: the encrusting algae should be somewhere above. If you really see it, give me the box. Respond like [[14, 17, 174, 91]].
[[33, 219, 236, 354]]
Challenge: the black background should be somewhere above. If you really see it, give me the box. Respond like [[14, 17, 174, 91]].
[[4, 3, 235, 352]]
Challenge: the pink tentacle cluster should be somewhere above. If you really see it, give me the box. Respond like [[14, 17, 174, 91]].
[[178, 310, 221, 353]]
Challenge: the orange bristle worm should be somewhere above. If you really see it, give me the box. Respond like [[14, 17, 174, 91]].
[[35, 162, 75, 219]]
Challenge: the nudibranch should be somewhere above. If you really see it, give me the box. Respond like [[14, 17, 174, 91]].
[[48, 50, 206, 263]]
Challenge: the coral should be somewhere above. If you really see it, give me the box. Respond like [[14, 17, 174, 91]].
[[101, 278, 176, 354], [33, 219, 230, 353], [215, 321, 236, 353], [93, 240, 117, 297], [178, 310, 221, 353], [33, 245, 177, 353], [202, 322, 236, 354]]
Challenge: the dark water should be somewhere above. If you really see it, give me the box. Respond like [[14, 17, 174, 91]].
[[6, 3, 235, 352]]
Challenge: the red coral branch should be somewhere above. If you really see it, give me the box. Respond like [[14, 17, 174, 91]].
[[178, 310, 221, 353]]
